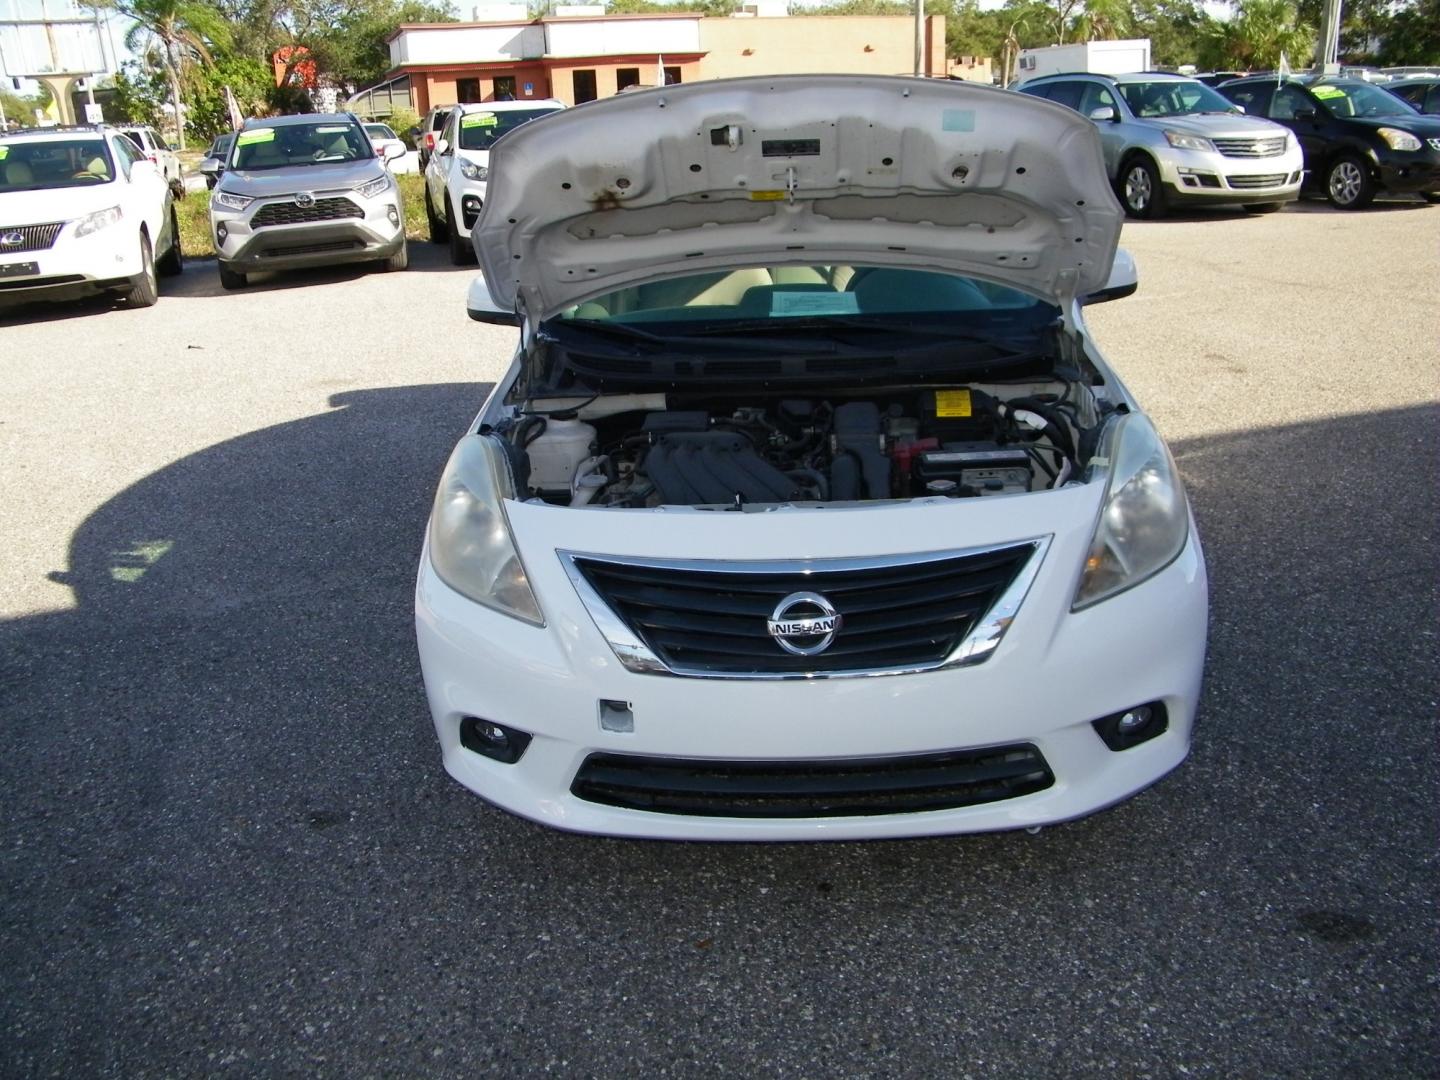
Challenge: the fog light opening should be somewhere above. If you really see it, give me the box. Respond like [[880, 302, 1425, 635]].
[[386, 204, 400, 227], [216, 223, 228, 243], [1092, 701, 1169, 751], [459, 716, 532, 764]]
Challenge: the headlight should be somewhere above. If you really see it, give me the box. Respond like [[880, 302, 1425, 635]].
[[355, 175, 391, 199], [212, 190, 253, 212], [72, 205, 123, 237], [459, 159, 489, 182], [1074, 414, 1189, 610], [1164, 130, 1216, 152], [1376, 127, 1422, 151], [428, 434, 543, 625]]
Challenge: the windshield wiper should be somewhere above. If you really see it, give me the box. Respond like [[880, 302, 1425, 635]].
[[544, 319, 831, 354]]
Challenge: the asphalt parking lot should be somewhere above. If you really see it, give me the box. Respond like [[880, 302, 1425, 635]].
[[2, 198, 1437, 1077]]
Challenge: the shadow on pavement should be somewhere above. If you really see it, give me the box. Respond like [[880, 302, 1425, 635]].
[[1, 391, 1435, 1076]]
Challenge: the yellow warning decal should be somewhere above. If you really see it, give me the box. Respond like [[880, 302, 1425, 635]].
[[934, 389, 973, 417], [749, 190, 786, 201]]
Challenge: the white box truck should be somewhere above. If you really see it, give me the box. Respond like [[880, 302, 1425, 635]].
[[1014, 39, 1153, 84]]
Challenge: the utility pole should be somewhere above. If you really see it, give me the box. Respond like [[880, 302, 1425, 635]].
[[1315, 0, 1342, 72], [914, 0, 924, 76]]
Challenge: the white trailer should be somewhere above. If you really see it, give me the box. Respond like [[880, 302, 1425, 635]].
[[1014, 39, 1153, 84]]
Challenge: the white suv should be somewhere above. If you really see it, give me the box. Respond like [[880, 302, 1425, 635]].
[[416, 77, 1209, 841], [0, 125, 182, 309], [423, 100, 564, 265], [118, 125, 184, 192]]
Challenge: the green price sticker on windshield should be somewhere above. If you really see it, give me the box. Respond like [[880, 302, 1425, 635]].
[[1312, 85, 1346, 100], [0, 146, 8, 160], [461, 113, 499, 129], [236, 128, 276, 145]]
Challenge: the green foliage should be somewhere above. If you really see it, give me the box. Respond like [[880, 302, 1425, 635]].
[[110, 62, 168, 125], [1376, 0, 1440, 64], [183, 55, 274, 138], [1130, 0, 1209, 68], [1199, 0, 1313, 69], [1, 86, 52, 127]]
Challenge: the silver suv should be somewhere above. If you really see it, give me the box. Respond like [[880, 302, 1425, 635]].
[[1018, 72, 1305, 217], [209, 113, 407, 289]]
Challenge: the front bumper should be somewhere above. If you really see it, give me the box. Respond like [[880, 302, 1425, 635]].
[[212, 194, 404, 272], [0, 223, 142, 302], [1374, 146, 1440, 194], [1155, 142, 1306, 204], [415, 516, 1209, 841]]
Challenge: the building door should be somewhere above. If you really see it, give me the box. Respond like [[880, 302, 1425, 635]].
[[573, 70, 597, 104], [493, 75, 517, 100], [456, 78, 480, 103]]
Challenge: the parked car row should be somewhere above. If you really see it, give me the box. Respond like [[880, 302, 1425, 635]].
[[1015, 70, 1440, 215]]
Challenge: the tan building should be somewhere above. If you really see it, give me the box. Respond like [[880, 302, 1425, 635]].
[[353, 11, 952, 116]]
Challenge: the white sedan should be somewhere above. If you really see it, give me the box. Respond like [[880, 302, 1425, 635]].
[[364, 123, 414, 174], [0, 125, 182, 309], [417, 76, 1208, 841]]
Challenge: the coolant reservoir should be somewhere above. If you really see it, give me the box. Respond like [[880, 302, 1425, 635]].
[[526, 418, 596, 493]]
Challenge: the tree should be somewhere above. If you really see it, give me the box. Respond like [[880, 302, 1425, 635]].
[[1131, 0, 1212, 68], [112, 0, 232, 149], [1198, 0, 1313, 69], [1377, 0, 1440, 63]]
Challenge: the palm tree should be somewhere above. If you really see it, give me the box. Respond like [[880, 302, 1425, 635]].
[[1077, 0, 1132, 41], [116, 0, 230, 150], [1222, 0, 1314, 69]]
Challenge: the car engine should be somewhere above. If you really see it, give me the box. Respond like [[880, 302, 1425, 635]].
[[500, 384, 1099, 509]]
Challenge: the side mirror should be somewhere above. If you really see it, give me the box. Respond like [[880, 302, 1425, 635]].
[[199, 155, 222, 175], [1233, 104, 1246, 114], [436, 138, 450, 156], [1294, 108, 1317, 121], [1083, 248, 1137, 305], [383, 141, 407, 161], [1088, 105, 1116, 122], [467, 274, 520, 326], [167, 143, 177, 151], [130, 159, 158, 179]]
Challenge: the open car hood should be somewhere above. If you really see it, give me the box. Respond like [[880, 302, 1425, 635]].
[[474, 75, 1123, 319]]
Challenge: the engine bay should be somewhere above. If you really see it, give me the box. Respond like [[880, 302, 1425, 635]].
[[495, 382, 1107, 509]]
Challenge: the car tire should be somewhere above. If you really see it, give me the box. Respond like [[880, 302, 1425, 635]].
[[426, 188, 448, 243], [1119, 156, 1166, 220], [447, 199, 474, 265], [383, 240, 409, 272], [1423, 193, 1440, 204], [1243, 203, 1283, 214], [156, 208, 184, 276], [218, 262, 247, 290], [121, 232, 160, 309], [205, 176, 217, 190], [1325, 155, 1375, 210]]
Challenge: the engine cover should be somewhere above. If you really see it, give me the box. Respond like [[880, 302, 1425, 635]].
[[641, 432, 802, 505]]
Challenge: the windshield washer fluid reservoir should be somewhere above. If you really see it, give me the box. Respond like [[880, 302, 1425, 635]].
[[527, 418, 596, 493]]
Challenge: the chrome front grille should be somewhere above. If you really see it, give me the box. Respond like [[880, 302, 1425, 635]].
[[0, 222, 64, 253], [562, 540, 1049, 679], [1226, 173, 1289, 189], [250, 197, 362, 228], [1213, 137, 1288, 158], [1429, 138, 1440, 152]]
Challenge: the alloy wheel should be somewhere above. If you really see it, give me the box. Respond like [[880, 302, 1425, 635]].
[[1329, 160, 1363, 206]]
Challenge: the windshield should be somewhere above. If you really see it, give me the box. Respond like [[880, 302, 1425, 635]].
[[365, 124, 398, 141], [1119, 80, 1240, 117], [457, 108, 560, 151], [1311, 81, 1414, 118], [229, 122, 374, 170], [0, 138, 115, 191]]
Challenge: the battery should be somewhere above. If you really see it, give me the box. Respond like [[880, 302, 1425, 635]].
[[914, 442, 1032, 496]]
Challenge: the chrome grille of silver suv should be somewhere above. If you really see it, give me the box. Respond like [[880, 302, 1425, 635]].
[[1212, 136, 1288, 158]]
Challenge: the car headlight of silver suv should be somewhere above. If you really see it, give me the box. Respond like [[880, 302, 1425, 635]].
[[355, 175, 392, 199], [212, 190, 253, 212], [1164, 131, 1216, 153], [429, 434, 543, 625], [1074, 414, 1190, 610], [73, 205, 123, 237], [459, 159, 489, 182]]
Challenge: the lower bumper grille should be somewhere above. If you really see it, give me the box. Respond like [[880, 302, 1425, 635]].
[[571, 744, 1054, 818], [0, 273, 84, 291], [1226, 173, 1288, 189], [260, 239, 364, 257]]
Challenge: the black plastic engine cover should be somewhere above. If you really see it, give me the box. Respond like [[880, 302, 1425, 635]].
[[641, 432, 802, 505]]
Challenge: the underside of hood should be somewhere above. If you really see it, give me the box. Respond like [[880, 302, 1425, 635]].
[[473, 75, 1123, 318]]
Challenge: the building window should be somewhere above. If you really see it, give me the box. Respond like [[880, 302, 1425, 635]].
[[493, 75, 517, 101], [573, 69, 597, 104], [617, 67, 641, 91], [457, 78, 481, 103], [664, 66, 681, 86]]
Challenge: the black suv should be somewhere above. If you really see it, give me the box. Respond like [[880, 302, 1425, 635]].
[[1217, 75, 1440, 208], [1384, 78, 1440, 116]]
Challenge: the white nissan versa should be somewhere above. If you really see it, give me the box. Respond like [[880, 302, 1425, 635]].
[[416, 76, 1209, 841]]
